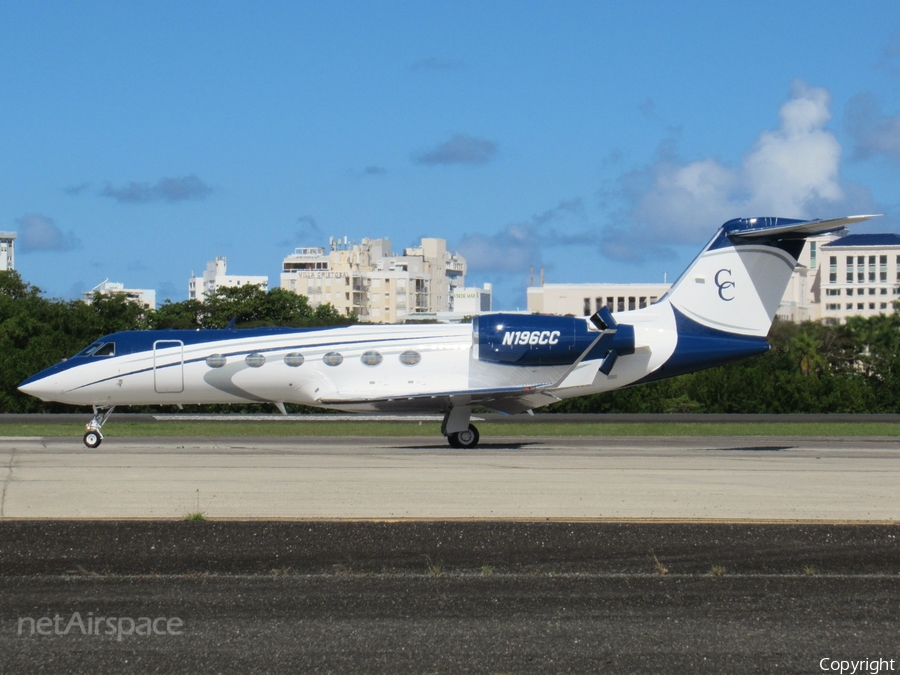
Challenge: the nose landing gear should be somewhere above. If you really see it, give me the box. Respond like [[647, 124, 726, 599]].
[[83, 405, 115, 448]]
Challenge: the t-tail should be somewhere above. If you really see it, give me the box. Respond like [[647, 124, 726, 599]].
[[645, 214, 879, 380]]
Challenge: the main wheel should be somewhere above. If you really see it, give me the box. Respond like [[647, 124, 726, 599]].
[[83, 431, 102, 448], [447, 424, 480, 449]]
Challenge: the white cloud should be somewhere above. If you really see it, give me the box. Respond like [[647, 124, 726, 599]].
[[16, 214, 81, 253], [846, 93, 900, 162], [456, 199, 592, 274], [100, 174, 212, 203], [414, 134, 498, 165], [604, 81, 853, 261]]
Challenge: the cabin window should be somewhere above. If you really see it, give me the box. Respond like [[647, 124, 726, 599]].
[[399, 350, 421, 366], [206, 354, 226, 368], [323, 352, 343, 367], [245, 353, 266, 368], [360, 351, 383, 367], [284, 353, 304, 367], [93, 343, 115, 357]]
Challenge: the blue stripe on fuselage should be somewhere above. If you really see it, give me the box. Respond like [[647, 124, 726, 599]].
[[17, 326, 348, 388], [632, 306, 769, 385]]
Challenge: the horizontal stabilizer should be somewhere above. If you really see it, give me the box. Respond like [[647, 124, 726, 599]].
[[725, 215, 880, 239]]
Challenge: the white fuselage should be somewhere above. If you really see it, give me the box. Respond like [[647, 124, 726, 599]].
[[20, 303, 680, 413]]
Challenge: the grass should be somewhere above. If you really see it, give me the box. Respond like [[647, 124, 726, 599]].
[[650, 549, 669, 576], [424, 555, 443, 576], [1, 420, 899, 438]]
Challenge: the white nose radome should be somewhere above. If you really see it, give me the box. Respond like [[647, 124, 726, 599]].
[[17, 377, 59, 402]]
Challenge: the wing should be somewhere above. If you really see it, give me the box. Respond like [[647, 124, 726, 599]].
[[318, 382, 562, 415]]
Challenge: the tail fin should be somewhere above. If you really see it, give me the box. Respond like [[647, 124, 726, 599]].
[[663, 215, 878, 337]]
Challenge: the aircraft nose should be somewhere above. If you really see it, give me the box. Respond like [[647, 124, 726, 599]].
[[18, 374, 57, 401]]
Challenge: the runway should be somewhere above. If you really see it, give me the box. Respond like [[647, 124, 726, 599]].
[[3, 435, 899, 672], [1, 435, 898, 520], [3, 521, 899, 674]]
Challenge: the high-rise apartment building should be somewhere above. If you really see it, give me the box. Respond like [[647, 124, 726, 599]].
[[189, 256, 269, 301], [280, 237, 466, 322], [82, 279, 157, 309], [818, 233, 900, 324], [0, 232, 15, 271]]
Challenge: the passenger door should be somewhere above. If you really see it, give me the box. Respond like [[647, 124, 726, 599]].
[[153, 340, 184, 394]]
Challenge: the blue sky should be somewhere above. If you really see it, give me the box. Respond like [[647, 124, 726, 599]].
[[2, 1, 899, 310]]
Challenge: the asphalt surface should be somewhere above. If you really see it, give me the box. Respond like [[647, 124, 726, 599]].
[[2, 522, 899, 674], [2, 435, 898, 519]]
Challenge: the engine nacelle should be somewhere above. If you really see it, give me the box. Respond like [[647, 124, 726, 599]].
[[473, 313, 597, 366]]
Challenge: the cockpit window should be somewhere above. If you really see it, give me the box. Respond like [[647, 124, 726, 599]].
[[76, 342, 103, 357], [93, 343, 116, 357]]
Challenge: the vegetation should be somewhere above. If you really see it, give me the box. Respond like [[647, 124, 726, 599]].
[[3, 267, 900, 415], [547, 312, 900, 414], [0, 270, 354, 413]]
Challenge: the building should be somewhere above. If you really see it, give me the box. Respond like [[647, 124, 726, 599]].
[[189, 256, 269, 301], [406, 283, 494, 323], [817, 233, 900, 324], [82, 279, 156, 310], [451, 284, 492, 315], [775, 231, 843, 323], [527, 283, 670, 316], [528, 231, 900, 325], [0, 232, 15, 271], [280, 237, 467, 322]]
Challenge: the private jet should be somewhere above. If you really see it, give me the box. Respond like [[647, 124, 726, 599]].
[[18, 215, 876, 448]]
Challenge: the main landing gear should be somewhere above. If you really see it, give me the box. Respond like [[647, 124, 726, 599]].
[[448, 424, 480, 449], [83, 405, 115, 448], [441, 405, 480, 449]]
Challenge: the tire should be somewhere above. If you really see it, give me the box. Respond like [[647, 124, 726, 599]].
[[83, 431, 102, 448], [448, 424, 479, 449]]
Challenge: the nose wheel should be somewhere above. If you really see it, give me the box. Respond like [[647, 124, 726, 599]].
[[83, 405, 115, 448], [448, 424, 480, 449]]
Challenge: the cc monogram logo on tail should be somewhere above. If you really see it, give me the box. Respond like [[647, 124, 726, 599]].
[[714, 269, 735, 301]]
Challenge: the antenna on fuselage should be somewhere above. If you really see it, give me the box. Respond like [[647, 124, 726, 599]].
[[225, 316, 237, 330]]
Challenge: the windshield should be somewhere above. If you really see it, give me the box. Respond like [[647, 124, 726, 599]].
[[75, 342, 103, 357], [93, 343, 115, 357]]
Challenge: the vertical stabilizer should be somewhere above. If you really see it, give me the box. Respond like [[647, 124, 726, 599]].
[[662, 215, 878, 338]]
